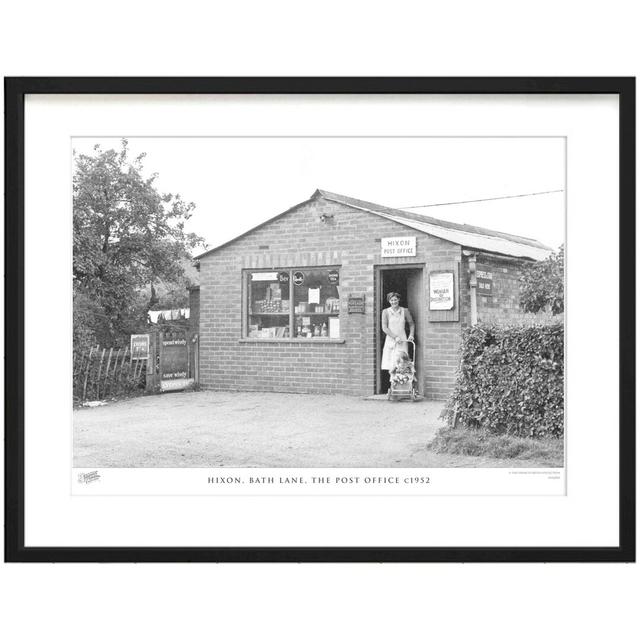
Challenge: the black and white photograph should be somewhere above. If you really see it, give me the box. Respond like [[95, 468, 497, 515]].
[[72, 135, 565, 472], [7, 79, 632, 561]]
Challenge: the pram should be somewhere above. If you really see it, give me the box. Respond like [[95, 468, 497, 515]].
[[387, 338, 419, 402]]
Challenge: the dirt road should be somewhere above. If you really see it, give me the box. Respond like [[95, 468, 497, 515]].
[[74, 391, 542, 468]]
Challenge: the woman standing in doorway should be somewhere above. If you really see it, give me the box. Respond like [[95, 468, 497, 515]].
[[381, 292, 415, 373]]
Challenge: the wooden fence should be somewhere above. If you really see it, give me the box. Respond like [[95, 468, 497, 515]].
[[73, 346, 148, 404]]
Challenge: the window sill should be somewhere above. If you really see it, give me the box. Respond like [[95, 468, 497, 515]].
[[239, 338, 345, 344]]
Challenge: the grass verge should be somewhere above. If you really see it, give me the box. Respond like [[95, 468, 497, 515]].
[[427, 426, 564, 467]]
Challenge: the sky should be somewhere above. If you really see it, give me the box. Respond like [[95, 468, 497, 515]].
[[73, 137, 566, 253]]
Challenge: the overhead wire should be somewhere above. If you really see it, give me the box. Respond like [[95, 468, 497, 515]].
[[397, 189, 564, 210], [308, 189, 565, 217]]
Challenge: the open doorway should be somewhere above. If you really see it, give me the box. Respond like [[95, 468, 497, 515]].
[[376, 266, 425, 394]]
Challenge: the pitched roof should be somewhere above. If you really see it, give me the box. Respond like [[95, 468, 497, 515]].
[[316, 189, 553, 261], [195, 189, 554, 261]]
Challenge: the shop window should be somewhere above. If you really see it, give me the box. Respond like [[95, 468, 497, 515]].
[[247, 271, 291, 339], [246, 268, 340, 339], [293, 268, 340, 338]]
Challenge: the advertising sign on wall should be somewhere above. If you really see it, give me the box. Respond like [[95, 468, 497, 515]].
[[429, 272, 454, 310], [347, 294, 366, 314], [476, 265, 494, 296]]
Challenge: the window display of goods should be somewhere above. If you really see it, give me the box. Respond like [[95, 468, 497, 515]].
[[253, 299, 284, 312], [246, 268, 341, 339], [325, 297, 340, 313]]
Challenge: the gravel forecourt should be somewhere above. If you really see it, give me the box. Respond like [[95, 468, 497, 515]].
[[74, 390, 547, 468]]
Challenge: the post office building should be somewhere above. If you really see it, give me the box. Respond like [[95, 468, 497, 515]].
[[194, 190, 552, 400]]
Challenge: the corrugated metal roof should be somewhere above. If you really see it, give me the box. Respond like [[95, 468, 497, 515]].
[[377, 211, 551, 261], [196, 189, 554, 261], [317, 190, 553, 261]]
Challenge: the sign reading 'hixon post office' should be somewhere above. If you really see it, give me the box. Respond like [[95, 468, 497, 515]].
[[380, 236, 416, 257]]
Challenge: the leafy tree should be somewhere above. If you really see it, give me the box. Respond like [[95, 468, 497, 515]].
[[73, 139, 204, 348], [148, 256, 200, 310], [519, 245, 564, 315]]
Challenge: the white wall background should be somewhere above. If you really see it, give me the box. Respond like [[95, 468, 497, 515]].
[[1, 2, 638, 639]]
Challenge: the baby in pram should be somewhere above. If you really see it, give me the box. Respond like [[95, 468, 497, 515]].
[[389, 350, 415, 388]]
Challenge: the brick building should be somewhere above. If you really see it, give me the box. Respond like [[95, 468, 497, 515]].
[[194, 190, 552, 400]]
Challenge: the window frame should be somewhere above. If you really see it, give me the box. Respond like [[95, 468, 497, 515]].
[[242, 266, 344, 343]]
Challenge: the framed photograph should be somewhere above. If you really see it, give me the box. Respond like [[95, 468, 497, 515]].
[[4, 77, 635, 562]]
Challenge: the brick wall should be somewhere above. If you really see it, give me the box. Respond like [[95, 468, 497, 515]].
[[460, 253, 539, 326], [423, 321, 464, 401], [198, 194, 463, 399]]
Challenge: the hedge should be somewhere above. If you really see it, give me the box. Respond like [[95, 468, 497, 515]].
[[442, 322, 564, 438]]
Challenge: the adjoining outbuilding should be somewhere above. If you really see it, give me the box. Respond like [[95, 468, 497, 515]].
[[193, 189, 552, 400]]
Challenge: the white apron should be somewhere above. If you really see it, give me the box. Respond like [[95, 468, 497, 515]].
[[381, 307, 408, 370]]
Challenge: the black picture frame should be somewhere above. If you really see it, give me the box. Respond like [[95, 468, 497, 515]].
[[4, 77, 635, 563]]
